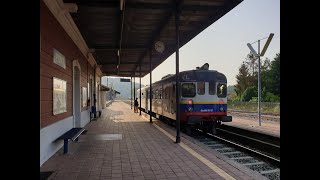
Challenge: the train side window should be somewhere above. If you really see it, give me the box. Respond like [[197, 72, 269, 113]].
[[172, 85, 176, 98], [197, 81, 205, 95], [164, 87, 168, 99], [182, 83, 196, 97], [209, 81, 215, 95], [217, 83, 227, 98]]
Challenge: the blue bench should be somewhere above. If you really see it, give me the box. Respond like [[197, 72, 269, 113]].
[[56, 128, 86, 154]]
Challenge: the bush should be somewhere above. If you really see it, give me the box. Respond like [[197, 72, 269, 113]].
[[229, 96, 242, 102], [263, 92, 280, 102], [249, 97, 258, 102], [241, 86, 257, 101]]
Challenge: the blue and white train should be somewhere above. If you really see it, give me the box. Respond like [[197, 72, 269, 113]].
[[137, 63, 232, 134]]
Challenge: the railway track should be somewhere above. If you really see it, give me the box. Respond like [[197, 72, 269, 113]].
[[191, 126, 280, 180], [228, 109, 280, 122]]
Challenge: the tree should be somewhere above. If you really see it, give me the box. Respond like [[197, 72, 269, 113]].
[[234, 62, 250, 97], [244, 53, 258, 88], [268, 53, 280, 96], [234, 52, 280, 102], [245, 52, 258, 76], [261, 57, 272, 93]]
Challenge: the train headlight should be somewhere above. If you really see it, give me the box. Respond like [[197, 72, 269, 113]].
[[219, 99, 224, 104]]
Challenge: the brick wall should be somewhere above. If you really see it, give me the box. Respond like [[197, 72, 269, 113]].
[[40, 1, 94, 128]]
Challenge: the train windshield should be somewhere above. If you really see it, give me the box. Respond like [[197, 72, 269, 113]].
[[217, 83, 227, 98], [181, 83, 196, 97]]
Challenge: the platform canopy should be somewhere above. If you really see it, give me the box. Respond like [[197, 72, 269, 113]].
[[63, 0, 243, 77]]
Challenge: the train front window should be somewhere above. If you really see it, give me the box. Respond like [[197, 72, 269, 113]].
[[217, 83, 227, 98], [181, 83, 196, 97], [197, 81, 205, 95]]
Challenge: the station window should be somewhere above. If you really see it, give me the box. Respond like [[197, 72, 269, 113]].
[[182, 83, 196, 97], [217, 83, 227, 98], [197, 81, 205, 95], [209, 81, 215, 95]]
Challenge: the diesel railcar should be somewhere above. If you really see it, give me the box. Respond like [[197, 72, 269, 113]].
[[137, 63, 232, 134]]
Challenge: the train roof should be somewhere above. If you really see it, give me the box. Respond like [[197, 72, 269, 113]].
[[153, 69, 227, 85]]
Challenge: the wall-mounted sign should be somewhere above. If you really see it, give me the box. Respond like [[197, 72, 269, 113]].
[[53, 77, 67, 115], [120, 78, 131, 82], [53, 48, 66, 69], [82, 87, 87, 107]]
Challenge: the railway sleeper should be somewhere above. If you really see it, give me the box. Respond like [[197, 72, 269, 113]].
[[259, 168, 280, 175], [212, 147, 234, 151], [221, 151, 242, 155], [242, 161, 265, 166], [230, 156, 254, 160], [205, 143, 225, 147]]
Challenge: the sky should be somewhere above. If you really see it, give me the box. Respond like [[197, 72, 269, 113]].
[[111, 0, 280, 86]]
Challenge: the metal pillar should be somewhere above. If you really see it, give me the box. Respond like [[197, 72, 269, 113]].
[[63, 139, 68, 154], [134, 76, 135, 112], [131, 76, 132, 109], [258, 40, 261, 126], [175, 4, 181, 143], [139, 64, 142, 115], [93, 65, 97, 118], [149, 49, 152, 123]]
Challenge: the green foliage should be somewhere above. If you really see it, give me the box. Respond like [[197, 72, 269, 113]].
[[263, 92, 280, 102], [234, 52, 280, 102], [269, 53, 280, 96], [234, 62, 250, 97], [249, 97, 258, 102], [245, 53, 258, 76], [273, 104, 280, 112], [230, 95, 242, 102], [228, 101, 280, 114], [241, 86, 257, 102]]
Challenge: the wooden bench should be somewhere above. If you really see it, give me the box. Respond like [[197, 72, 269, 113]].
[[56, 128, 86, 154]]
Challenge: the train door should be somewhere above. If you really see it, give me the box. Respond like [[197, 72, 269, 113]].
[[171, 84, 176, 114], [163, 86, 169, 114]]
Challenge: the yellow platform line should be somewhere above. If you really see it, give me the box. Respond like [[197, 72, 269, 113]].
[[153, 123, 236, 180]]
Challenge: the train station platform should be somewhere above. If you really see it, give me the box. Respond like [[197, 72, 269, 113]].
[[222, 116, 280, 138], [40, 101, 267, 180]]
